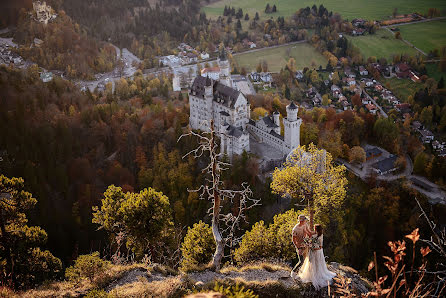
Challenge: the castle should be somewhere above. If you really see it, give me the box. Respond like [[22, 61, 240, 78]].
[[188, 50, 302, 158]]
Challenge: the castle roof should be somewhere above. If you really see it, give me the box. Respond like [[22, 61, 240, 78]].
[[288, 102, 298, 110], [224, 124, 244, 138], [213, 81, 240, 108], [190, 76, 241, 109], [261, 116, 279, 128]]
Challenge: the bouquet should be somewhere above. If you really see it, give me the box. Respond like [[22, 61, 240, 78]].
[[303, 234, 321, 250]]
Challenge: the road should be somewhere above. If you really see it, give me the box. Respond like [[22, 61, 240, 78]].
[[361, 87, 388, 118], [338, 150, 445, 205]]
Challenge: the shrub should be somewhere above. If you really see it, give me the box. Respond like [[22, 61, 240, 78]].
[[85, 288, 111, 298], [180, 221, 215, 272], [213, 282, 258, 298], [234, 221, 271, 263], [234, 210, 300, 264], [65, 252, 110, 283]]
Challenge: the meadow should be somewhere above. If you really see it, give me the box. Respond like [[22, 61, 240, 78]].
[[381, 77, 423, 102], [233, 42, 327, 72], [426, 63, 446, 82], [393, 19, 446, 54], [202, 0, 446, 22], [346, 29, 419, 61]]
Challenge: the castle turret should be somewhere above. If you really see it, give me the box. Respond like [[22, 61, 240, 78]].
[[218, 48, 232, 87], [283, 102, 302, 149], [273, 111, 280, 135]]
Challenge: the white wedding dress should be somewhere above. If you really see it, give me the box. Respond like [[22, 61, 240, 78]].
[[297, 235, 336, 289]]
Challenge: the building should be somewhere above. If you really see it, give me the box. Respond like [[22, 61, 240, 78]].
[[372, 155, 398, 175], [247, 102, 302, 156], [359, 66, 368, 76], [365, 147, 383, 160], [366, 103, 377, 114], [420, 129, 434, 143], [395, 63, 411, 78], [201, 67, 221, 81], [189, 49, 301, 158], [200, 52, 210, 60], [33, 1, 57, 24], [296, 70, 304, 80], [40, 72, 53, 83]]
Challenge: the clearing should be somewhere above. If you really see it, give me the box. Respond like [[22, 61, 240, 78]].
[[202, 0, 446, 22], [234, 42, 327, 72], [347, 29, 418, 61]]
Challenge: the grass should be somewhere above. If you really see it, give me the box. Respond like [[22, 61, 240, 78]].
[[426, 63, 446, 81], [380, 77, 423, 102], [346, 29, 418, 60], [234, 42, 327, 72], [202, 0, 446, 22], [393, 19, 446, 54]]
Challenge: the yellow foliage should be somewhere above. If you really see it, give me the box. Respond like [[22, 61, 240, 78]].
[[270, 144, 347, 225]]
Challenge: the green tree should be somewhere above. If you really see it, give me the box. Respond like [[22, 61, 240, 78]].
[[65, 252, 110, 283], [234, 221, 271, 263], [180, 221, 215, 272], [373, 118, 399, 153], [413, 152, 428, 175], [92, 186, 173, 258], [271, 144, 347, 228], [0, 175, 62, 289]]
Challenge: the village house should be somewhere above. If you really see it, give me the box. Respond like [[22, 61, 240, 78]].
[[40, 72, 53, 83], [375, 84, 383, 92], [201, 67, 221, 81], [331, 85, 341, 98], [366, 103, 378, 114], [361, 78, 374, 87], [342, 100, 351, 110], [359, 66, 368, 76], [412, 121, 423, 130], [395, 63, 411, 78], [420, 129, 434, 143], [200, 52, 210, 60], [344, 68, 356, 78], [343, 77, 356, 86], [362, 97, 372, 105], [339, 95, 347, 103], [366, 147, 383, 160], [432, 140, 445, 150], [296, 70, 304, 80]]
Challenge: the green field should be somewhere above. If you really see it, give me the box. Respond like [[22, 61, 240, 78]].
[[346, 29, 418, 60], [426, 63, 446, 81], [381, 77, 423, 102], [202, 0, 446, 22], [393, 19, 446, 54], [233, 42, 327, 72]]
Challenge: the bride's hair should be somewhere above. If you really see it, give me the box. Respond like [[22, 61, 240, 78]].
[[314, 224, 323, 236]]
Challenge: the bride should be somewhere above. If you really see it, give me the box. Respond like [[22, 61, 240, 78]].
[[297, 224, 336, 289]]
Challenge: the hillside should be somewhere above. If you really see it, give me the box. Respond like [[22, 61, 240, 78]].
[[18, 262, 372, 297]]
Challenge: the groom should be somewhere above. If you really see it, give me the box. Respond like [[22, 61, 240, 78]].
[[290, 214, 312, 278]]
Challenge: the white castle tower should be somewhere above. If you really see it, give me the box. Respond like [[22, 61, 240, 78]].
[[283, 102, 302, 149], [218, 48, 232, 87]]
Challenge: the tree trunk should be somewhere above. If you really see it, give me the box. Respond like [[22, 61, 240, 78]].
[[210, 120, 223, 271], [306, 193, 314, 230]]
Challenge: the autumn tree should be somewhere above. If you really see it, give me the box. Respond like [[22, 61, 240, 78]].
[[0, 175, 62, 289], [349, 146, 366, 164], [271, 144, 347, 229], [92, 185, 173, 259]]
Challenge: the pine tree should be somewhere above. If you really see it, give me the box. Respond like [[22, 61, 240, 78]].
[[244, 13, 249, 20], [272, 4, 277, 12], [255, 12, 260, 21]]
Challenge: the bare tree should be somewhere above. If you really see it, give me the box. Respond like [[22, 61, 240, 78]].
[[179, 120, 260, 270]]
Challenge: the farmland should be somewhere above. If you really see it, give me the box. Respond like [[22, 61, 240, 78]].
[[346, 29, 419, 61], [202, 0, 446, 22], [393, 19, 446, 54], [233, 42, 327, 72]]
